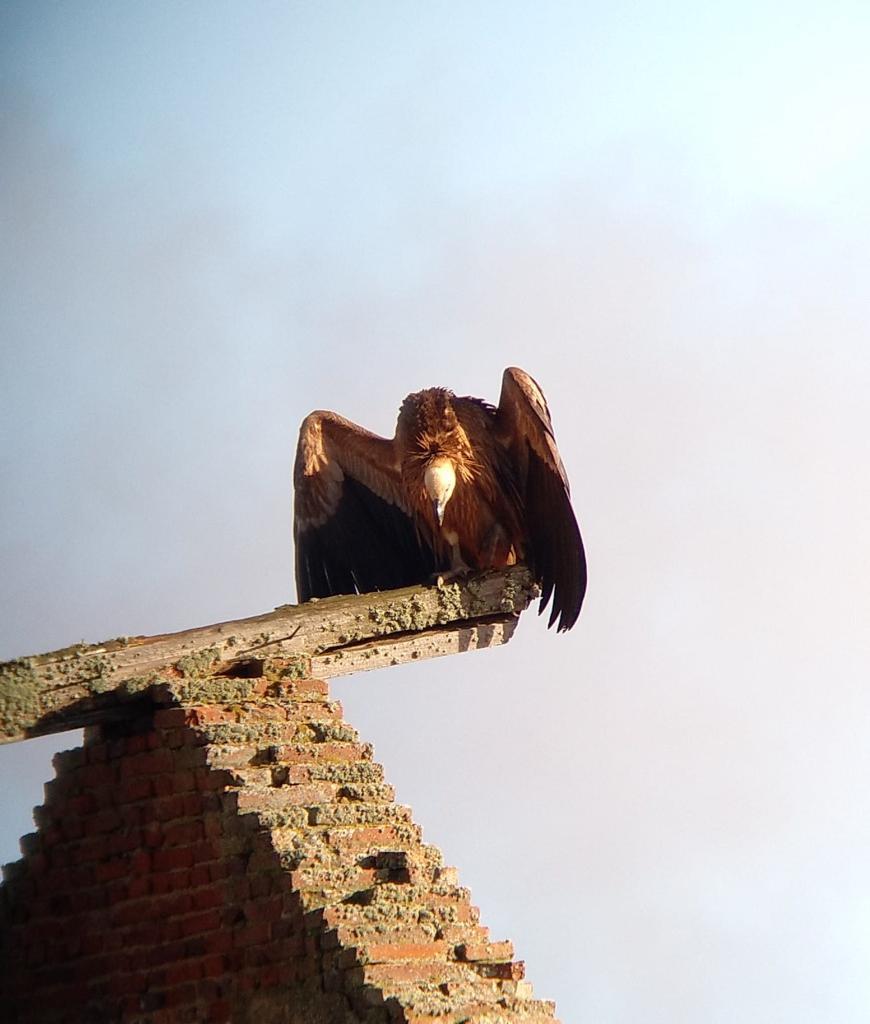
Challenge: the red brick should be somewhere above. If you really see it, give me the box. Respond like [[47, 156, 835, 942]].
[[197, 979, 226, 1003], [151, 868, 191, 895], [69, 864, 98, 890], [243, 898, 282, 924], [203, 815, 223, 840], [120, 801, 147, 828], [94, 858, 128, 883], [124, 734, 150, 756], [449, 903, 479, 923], [248, 870, 279, 900], [120, 778, 152, 803], [151, 794, 184, 821], [244, 941, 282, 968], [190, 864, 211, 887], [153, 847, 195, 872], [86, 742, 108, 764], [179, 909, 221, 937], [141, 939, 188, 969], [165, 959, 203, 986], [277, 960, 308, 985], [214, 857, 247, 881], [164, 728, 185, 749], [172, 770, 196, 793], [261, 782, 339, 809], [181, 725, 209, 746], [93, 784, 116, 809], [109, 829, 144, 857], [164, 820, 203, 847], [205, 999, 232, 1021], [474, 959, 526, 980], [191, 839, 220, 863], [361, 961, 461, 985], [141, 821, 162, 847], [67, 793, 98, 815], [152, 748, 179, 772], [79, 932, 106, 957], [92, 808, 123, 834], [195, 768, 233, 792], [191, 885, 224, 911], [112, 900, 154, 928], [164, 982, 197, 1008], [456, 939, 514, 962], [236, 970, 258, 993], [154, 891, 194, 918], [270, 741, 371, 764], [185, 792, 208, 815], [281, 678, 328, 697], [201, 954, 226, 979], [152, 773, 175, 797], [257, 963, 283, 987], [185, 706, 233, 725], [123, 920, 163, 948], [365, 941, 450, 963], [327, 824, 417, 854], [270, 919, 304, 946], [77, 835, 108, 862], [39, 825, 64, 850], [79, 763, 115, 788], [154, 708, 187, 728], [60, 817, 84, 841], [233, 920, 270, 948], [203, 930, 234, 956], [126, 875, 151, 899]]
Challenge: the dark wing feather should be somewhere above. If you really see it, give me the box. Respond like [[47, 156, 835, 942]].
[[496, 367, 587, 631], [293, 411, 437, 602]]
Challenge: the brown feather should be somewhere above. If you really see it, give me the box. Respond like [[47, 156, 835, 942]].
[[292, 368, 586, 630]]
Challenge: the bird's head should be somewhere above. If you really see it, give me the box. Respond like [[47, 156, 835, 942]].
[[423, 457, 456, 526]]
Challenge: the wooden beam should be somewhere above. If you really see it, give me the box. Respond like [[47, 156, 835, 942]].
[[0, 568, 537, 745]]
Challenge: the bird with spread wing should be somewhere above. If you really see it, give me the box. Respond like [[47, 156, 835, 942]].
[[293, 366, 586, 631]]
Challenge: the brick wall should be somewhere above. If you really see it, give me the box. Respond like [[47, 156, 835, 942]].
[[0, 675, 559, 1023]]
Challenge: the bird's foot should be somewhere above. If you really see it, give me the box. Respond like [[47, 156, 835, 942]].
[[430, 567, 471, 587]]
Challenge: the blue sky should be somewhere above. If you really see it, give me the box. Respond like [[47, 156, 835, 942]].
[[2, 3, 870, 1021]]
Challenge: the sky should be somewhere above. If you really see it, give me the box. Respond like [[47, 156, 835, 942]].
[[1, 2, 869, 1020]]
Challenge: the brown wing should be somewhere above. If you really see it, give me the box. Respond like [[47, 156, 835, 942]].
[[293, 410, 437, 602], [496, 367, 587, 631]]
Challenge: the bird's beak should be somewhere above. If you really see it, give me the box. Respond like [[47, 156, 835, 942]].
[[433, 499, 445, 526]]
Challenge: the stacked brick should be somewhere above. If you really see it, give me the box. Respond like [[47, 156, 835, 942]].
[[0, 674, 560, 1023]]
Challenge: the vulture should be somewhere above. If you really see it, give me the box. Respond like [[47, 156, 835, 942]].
[[293, 366, 586, 631]]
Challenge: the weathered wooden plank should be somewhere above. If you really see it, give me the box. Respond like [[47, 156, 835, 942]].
[[0, 568, 536, 744], [311, 615, 520, 679]]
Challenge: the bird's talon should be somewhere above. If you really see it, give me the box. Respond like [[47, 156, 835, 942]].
[[431, 568, 470, 586]]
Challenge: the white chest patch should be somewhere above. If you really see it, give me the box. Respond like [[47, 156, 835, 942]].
[[423, 461, 457, 502]]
